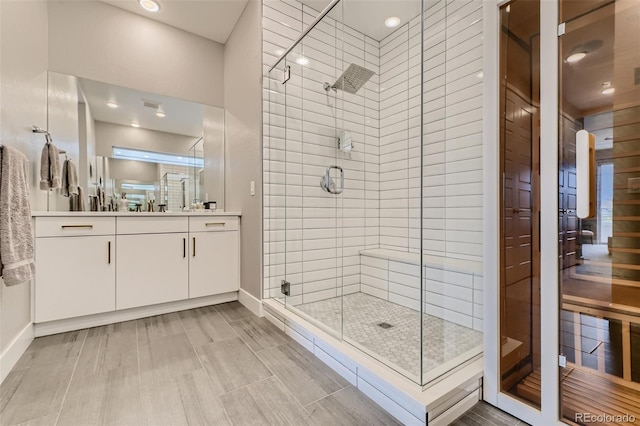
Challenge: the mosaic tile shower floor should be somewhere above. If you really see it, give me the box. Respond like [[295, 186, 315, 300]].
[[295, 292, 482, 382]]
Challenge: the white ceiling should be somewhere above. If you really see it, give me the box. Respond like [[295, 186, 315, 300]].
[[78, 78, 205, 137], [101, 0, 248, 44], [298, 0, 422, 41]]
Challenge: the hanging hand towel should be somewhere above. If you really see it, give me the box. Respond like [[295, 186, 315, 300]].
[[60, 159, 69, 197], [0, 145, 36, 286], [39, 143, 61, 190], [78, 186, 86, 211], [67, 159, 79, 196]]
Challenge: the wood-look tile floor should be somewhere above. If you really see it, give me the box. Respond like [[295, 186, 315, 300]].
[[451, 401, 528, 426], [1, 302, 524, 426], [0, 302, 402, 426]]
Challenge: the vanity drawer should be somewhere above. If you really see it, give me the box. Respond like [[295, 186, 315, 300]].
[[189, 216, 239, 233], [117, 216, 188, 234], [35, 217, 115, 238]]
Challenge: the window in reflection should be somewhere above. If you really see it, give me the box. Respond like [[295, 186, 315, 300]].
[[112, 147, 204, 168]]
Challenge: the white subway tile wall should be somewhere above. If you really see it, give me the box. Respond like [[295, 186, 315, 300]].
[[159, 164, 191, 212], [263, 0, 380, 306], [262, 0, 484, 332], [378, 0, 483, 262]]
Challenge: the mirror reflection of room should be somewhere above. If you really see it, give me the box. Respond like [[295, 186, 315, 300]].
[[45, 72, 224, 212]]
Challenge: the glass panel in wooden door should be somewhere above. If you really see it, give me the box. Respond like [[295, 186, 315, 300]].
[[559, 0, 640, 422]]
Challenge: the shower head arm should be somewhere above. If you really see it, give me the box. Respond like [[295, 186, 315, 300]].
[[323, 82, 337, 92]]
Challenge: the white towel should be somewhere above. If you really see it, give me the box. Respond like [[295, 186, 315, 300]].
[[0, 145, 35, 286], [61, 159, 69, 196], [70, 186, 86, 212], [39, 143, 61, 190], [78, 186, 86, 211], [67, 159, 79, 196], [59, 159, 78, 197]]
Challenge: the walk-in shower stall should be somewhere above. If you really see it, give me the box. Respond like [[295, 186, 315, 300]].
[[264, 0, 484, 387]]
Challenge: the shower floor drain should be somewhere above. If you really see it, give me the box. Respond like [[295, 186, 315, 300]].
[[377, 322, 393, 329]]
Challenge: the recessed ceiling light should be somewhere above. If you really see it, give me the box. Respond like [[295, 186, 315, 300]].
[[156, 110, 166, 118], [601, 81, 615, 95], [296, 57, 309, 66], [275, 49, 284, 56], [139, 0, 160, 12], [566, 52, 587, 63], [107, 101, 119, 108], [476, 72, 483, 78], [131, 122, 140, 128], [385, 17, 401, 28]]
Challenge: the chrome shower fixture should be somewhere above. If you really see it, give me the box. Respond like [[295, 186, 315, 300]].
[[338, 131, 354, 152], [323, 64, 375, 94], [320, 165, 344, 194]]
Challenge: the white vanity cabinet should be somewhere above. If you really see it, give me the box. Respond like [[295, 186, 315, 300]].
[[32, 213, 241, 334], [188, 216, 240, 298], [116, 217, 189, 310], [34, 217, 116, 323]]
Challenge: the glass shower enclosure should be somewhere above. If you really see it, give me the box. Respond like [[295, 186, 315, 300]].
[[264, 0, 484, 386]]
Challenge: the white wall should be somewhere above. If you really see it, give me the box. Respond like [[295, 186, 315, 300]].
[[78, 98, 97, 191], [108, 158, 159, 184], [203, 106, 225, 208], [262, 0, 380, 304], [225, 0, 263, 299], [47, 72, 81, 212], [95, 121, 198, 158], [47, 1, 225, 108], [0, 0, 48, 371]]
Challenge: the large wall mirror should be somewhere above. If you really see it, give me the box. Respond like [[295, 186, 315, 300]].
[[46, 71, 224, 212]]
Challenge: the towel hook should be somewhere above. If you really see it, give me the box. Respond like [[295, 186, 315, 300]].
[[32, 125, 52, 145], [33, 125, 67, 156]]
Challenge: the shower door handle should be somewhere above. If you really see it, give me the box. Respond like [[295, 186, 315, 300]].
[[322, 165, 344, 194]]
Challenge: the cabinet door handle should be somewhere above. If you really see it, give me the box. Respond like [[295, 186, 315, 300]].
[[193, 237, 196, 257], [108, 241, 111, 264], [205, 222, 225, 227], [61, 225, 93, 229], [183, 238, 186, 258]]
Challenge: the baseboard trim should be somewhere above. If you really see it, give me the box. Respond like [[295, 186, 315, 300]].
[[238, 288, 263, 317], [0, 323, 34, 384], [34, 292, 238, 337]]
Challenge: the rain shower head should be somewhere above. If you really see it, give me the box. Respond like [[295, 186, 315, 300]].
[[324, 64, 375, 94]]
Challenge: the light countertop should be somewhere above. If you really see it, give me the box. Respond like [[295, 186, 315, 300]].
[[32, 211, 241, 217]]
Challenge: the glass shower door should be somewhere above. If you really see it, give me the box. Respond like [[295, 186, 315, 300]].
[[283, 6, 346, 338], [265, 48, 289, 307]]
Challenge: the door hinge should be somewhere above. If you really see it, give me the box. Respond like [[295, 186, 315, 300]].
[[559, 354, 567, 368], [282, 65, 290, 84], [558, 23, 566, 36], [281, 280, 290, 296]]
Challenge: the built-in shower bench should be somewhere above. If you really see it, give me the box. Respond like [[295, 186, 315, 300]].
[[358, 249, 483, 332]]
